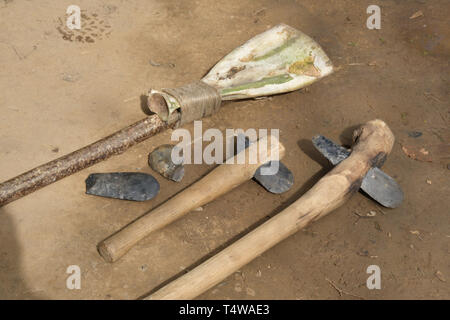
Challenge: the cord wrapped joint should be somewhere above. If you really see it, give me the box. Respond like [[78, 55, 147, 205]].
[[148, 81, 221, 126]]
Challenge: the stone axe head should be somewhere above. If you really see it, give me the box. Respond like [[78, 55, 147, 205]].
[[233, 133, 294, 194], [312, 135, 404, 208]]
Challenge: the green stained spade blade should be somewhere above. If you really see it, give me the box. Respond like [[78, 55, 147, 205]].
[[203, 24, 334, 100]]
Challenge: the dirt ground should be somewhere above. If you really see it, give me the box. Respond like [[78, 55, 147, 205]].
[[0, 0, 448, 300]]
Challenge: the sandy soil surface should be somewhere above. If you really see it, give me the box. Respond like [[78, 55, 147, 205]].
[[0, 0, 448, 299]]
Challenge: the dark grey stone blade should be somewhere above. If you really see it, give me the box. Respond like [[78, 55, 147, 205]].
[[312, 135, 403, 208], [312, 135, 350, 166], [233, 134, 294, 194], [85, 172, 160, 201], [253, 161, 294, 194], [361, 168, 404, 208]]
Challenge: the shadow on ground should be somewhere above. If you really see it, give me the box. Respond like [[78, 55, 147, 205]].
[[0, 208, 42, 299]]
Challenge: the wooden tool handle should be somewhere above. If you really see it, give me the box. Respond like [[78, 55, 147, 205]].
[[145, 120, 394, 300], [98, 134, 285, 262]]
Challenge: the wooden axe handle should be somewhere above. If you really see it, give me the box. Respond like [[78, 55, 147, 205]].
[[145, 119, 394, 300], [98, 134, 285, 262]]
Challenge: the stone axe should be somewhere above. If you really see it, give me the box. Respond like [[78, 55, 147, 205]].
[[312, 135, 403, 208], [0, 23, 333, 207], [143, 119, 396, 300], [98, 133, 291, 262]]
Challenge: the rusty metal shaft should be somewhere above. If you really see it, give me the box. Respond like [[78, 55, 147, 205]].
[[0, 114, 178, 207]]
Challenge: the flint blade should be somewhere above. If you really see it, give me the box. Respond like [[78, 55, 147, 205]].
[[86, 172, 160, 201], [312, 135, 403, 208]]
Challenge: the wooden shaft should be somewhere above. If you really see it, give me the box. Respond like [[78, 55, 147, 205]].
[[0, 114, 176, 207], [98, 134, 285, 262], [145, 119, 394, 300]]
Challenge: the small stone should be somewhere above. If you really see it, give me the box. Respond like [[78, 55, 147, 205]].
[[409, 10, 423, 19], [357, 249, 369, 257], [62, 73, 80, 82], [374, 221, 382, 232], [140, 264, 148, 271], [149, 59, 162, 67], [234, 283, 242, 292], [246, 287, 256, 296], [367, 210, 377, 217], [435, 271, 446, 282], [408, 131, 422, 138]]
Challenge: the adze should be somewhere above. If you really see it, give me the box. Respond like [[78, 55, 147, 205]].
[[312, 135, 403, 208], [0, 23, 333, 207], [143, 119, 396, 300], [98, 133, 290, 262]]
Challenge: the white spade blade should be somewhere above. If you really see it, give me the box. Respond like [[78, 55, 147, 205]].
[[202, 23, 333, 100]]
